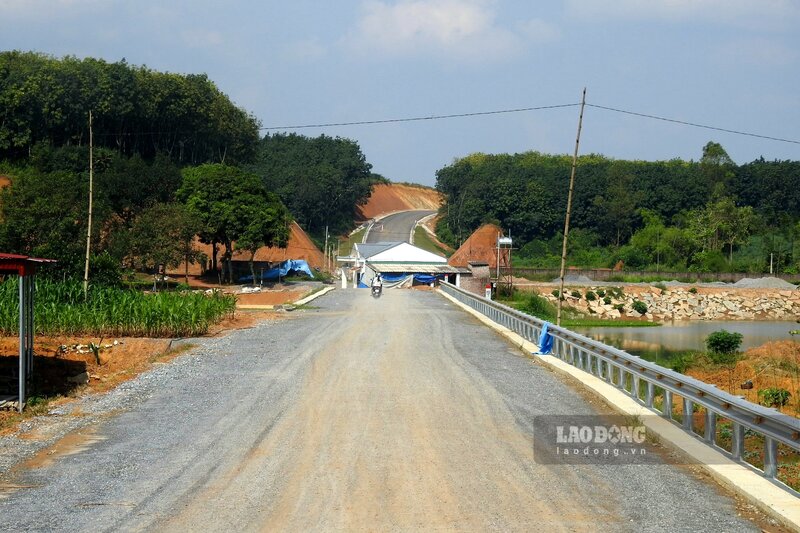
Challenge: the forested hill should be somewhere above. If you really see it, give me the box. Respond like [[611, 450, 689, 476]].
[[0, 51, 259, 165], [435, 144, 800, 273]]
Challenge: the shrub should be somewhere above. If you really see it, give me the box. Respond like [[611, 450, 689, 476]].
[[758, 387, 791, 408], [585, 290, 597, 301], [670, 353, 696, 373], [632, 300, 648, 314], [571, 290, 581, 298], [654, 282, 667, 291], [551, 289, 560, 298], [596, 289, 606, 297], [614, 303, 625, 312], [705, 330, 743, 355], [603, 296, 612, 305], [688, 287, 698, 294], [520, 291, 556, 320]]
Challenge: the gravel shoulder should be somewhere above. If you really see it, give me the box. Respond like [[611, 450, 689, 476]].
[[0, 290, 762, 531]]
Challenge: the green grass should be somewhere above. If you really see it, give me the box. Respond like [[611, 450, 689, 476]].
[[0, 279, 236, 338], [339, 227, 366, 257], [413, 226, 451, 257], [498, 289, 660, 328]]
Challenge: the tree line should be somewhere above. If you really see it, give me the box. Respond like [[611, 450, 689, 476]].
[[435, 142, 800, 273], [0, 52, 377, 284]]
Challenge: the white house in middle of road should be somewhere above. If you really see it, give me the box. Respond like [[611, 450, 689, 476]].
[[350, 242, 466, 288]]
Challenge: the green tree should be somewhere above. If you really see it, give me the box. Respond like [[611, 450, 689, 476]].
[[249, 133, 374, 239], [128, 203, 203, 286], [177, 163, 292, 283]]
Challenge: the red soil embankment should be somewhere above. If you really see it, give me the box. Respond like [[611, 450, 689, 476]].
[[356, 183, 441, 220], [448, 223, 504, 269]]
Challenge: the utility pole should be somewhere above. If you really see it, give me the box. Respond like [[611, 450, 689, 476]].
[[557, 88, 587, 326], [324, 225, 329, 273], [83, 110, 94, 299]]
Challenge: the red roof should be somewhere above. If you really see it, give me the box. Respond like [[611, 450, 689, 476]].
[[0, 253, 56, 276]]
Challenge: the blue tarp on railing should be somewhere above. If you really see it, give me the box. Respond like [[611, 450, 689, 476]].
[[239, 259, 315, 282]]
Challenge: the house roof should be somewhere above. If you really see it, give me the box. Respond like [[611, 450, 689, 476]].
[[354, 242, 403, 259], [367, 242, 447, 264], [0, 253, 56, 276], [369, 263, 468, 274]]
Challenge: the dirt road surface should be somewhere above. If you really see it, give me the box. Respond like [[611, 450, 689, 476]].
[[0, 290, 758, 531]]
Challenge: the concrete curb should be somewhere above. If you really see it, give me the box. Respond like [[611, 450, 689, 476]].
[[437, 289, 800, 532], [293, 286, 335, 306]]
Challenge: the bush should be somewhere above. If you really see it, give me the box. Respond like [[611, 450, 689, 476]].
[[603, 296, 612, 305], [520, 291, 556, 320], [705, 330, 743, 355], [670, 353, 696, 373], [758, 387, 791, 408], [632, 300, 648, 314], [596, 289, 605, 297], [551, 289, 560, 298], [614, 303, 625, 312], [571, 290, 581, 298], [585, 290, 597, 301], [688, 287, 698, 294]]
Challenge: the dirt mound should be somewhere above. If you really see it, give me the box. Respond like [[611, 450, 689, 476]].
[[734, 277, 796, 289], [448, 224, 503, 268], [169, 221, 324, 278], [356, 183, 441, 220]]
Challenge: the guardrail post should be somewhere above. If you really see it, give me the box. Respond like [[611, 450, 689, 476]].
[[704, 410, 716, 444], [646, 382, 654, 408], [617, 367, 625, 388], [632, 375, 641, 401], [663, 390, 673, 419], [764, 437, 778, 479], [683, 398, 693, 432], [731, 422, 745, 459]]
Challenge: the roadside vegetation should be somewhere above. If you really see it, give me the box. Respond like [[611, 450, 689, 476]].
[[497, 289, 658, 328], [413, 226, 451, 258], [0, 279, 236, 338]]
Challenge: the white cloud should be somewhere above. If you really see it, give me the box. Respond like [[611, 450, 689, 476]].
[[564, 0, 800, 29], [344, 0, 557, 62]]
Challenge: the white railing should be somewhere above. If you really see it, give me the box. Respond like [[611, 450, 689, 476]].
[[440, 281, 800, 494]]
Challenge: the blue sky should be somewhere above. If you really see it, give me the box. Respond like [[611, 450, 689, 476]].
[[1, 0, 798, 185]]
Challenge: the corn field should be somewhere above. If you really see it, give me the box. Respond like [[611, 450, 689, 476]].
[[0, 279, 236, 338]]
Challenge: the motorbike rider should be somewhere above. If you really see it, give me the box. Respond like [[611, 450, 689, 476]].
[[371, 274, 383, 295]]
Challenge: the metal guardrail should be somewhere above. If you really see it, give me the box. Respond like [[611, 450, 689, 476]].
[[440, 281, 800, 493]]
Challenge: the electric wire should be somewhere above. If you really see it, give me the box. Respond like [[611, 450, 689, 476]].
[[259, 103, 581, 130], [586, 103, 800, 146]]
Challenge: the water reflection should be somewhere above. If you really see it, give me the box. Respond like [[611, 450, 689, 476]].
[[573, 320, 799, 365]]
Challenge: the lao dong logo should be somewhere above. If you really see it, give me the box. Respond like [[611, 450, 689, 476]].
[[556, 424, 646, 445]]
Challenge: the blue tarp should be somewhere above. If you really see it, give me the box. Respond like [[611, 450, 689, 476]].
[[537, 322, 553, 355], [239, 259, 315, 282]]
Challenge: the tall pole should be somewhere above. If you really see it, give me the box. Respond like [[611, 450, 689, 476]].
[[83, 110, 94, 299], [557, 88, 586, 326]]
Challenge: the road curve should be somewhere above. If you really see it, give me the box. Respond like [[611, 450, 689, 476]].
[[365, 210, 436, 243], [0, 290, 758, 532]]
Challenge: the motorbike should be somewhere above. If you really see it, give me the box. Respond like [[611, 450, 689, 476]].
[[371, 285, 382, 298]]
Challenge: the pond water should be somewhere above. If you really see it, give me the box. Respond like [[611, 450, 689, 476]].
[[572, 320, 799, 366]]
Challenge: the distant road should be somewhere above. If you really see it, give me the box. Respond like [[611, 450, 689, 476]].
[[365, 210, 436, 243]]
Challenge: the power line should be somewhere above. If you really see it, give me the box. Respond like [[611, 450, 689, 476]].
[[259, 103, 581, 130], [586, 103, 800, 146]]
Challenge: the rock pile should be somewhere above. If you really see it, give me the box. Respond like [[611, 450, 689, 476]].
[[546, 287, 800, 321]]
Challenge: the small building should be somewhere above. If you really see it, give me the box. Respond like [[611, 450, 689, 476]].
[[351, 242, 467, 288]]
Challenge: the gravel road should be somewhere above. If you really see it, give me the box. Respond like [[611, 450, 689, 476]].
[[365, 210, 435, 243], [0, 289, 760, 531]]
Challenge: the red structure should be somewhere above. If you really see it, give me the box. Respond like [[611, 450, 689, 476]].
[[0, 253, 55, 412]]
